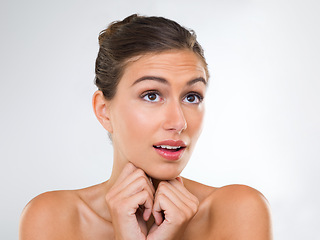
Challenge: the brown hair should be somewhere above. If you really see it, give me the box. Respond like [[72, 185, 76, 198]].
[[95, 14, 209, 100]]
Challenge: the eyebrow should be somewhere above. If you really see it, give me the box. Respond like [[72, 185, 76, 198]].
[[131, 76, 207, 86]]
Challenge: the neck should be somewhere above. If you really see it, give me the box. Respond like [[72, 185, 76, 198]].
[[150, 177, 161, 191]]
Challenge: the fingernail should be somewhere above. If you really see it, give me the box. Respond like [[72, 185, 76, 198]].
[[149, 177, 153, 184], [176, 176, 182, 183]]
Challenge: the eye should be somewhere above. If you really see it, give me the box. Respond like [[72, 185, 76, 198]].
[[183, 92, 203, 104], [141, 91, 162, 102]]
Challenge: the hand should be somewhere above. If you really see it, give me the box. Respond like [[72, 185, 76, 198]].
[[147, 177, 199, 240], [105, 163, 155, 240]]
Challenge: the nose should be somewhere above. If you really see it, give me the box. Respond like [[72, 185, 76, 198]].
[[162, 101, 187, 134]]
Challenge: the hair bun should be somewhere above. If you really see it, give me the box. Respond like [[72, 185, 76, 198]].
[[98, 14, 139, 46]]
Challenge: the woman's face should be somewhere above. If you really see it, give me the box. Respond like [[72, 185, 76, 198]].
[[107, 50, 207, 180]]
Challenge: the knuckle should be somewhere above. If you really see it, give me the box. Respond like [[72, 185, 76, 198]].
[[125, 162, 133, 168], [191, 206, 198, 215], [137, 176, 150, 189], [191, 195, 199, 205], [158, 181, 167, 187], [135, 168, 145, 176], [137, 176, 147, 185], [118, 199, 129, 210], [105, 194, 114, 205], [156, 192, 165, 201], [115, 203, 126, 215], [191, 200, 199, 213], [195, 197, 200, 207], [124, 162, 136, 172], [145, 188, 153, 197], [106, 197, 116, 208], [175, 211, 186, 224], [143, 190, 151, 199], [157, 182, 168, 192], [108, 199, 126, 216], [186, 208, 194, 219], [141, 189, 149, 197]]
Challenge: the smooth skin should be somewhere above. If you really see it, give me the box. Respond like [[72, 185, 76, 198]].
[[19, 50, 272, 240]]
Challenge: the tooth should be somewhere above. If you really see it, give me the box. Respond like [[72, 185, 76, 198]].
[[158, 145, 180, 149]]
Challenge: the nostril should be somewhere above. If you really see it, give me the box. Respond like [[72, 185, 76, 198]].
[[165, 118, 187, 133], [162, 103, 187, 133]]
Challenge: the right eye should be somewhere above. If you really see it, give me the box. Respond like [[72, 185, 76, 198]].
[[141, 91, 162, 102]]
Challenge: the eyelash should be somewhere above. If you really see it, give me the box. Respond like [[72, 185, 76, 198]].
[[184, 92, 204, 104], [140, 90, 162, 102], [140, 90, 204, 104]]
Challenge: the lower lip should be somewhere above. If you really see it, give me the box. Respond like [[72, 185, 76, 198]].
[[153, 147, 185, 161]]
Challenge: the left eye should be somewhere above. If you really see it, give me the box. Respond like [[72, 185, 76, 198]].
[[142, 92, 161, 102], [183, 93, 202, 104]]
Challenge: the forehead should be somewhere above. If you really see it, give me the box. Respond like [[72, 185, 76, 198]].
[[121, 50, 207, 83]]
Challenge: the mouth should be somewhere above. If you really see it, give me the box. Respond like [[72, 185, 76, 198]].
[[153, 140, 187, 161], [153, 145, 185, 152]]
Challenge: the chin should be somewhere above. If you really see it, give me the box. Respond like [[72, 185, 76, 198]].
[[148, 172, 179, 181], [141, 163, 186, 181]]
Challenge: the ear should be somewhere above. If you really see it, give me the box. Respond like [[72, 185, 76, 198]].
[[92, 90, 113, 133]]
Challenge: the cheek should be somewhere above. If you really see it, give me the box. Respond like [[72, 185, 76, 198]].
[[112, 102, 164, 168], [186, 107, 204, 137], [113, 102, 160, 148], [118, 105, 147, 136]]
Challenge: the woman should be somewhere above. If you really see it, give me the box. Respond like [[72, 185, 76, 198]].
[[19, 14, 272, 239]]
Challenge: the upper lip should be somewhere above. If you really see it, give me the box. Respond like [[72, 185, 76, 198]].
[[153, 140, 187, 148]]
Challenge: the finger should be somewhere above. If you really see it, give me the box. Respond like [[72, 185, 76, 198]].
[[176, 176, 183, 184], [168, 178, 197, 203], [115, 175, 155, 221], [117, 175, 155, 202], [127, 189, 154, 221], [112, 168, 155, 197], [156, 181, 189, 211], [152, 192, 170, 225], [152, 181, 184, 225], [156, 181, 199, 222], [112, 162, 137, 188], [120, 168, 155, 194]]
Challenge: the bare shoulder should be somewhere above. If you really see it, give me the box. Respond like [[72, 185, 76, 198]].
[[182, 177, 217, 203], [19, 190, 82, 240], [208, 184, 273, 239]]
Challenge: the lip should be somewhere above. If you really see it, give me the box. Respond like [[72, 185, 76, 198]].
[[154, 140, 187, 148], [153, 140, 187, 161]]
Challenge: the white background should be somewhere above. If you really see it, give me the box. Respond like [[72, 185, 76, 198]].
[[1, 0, 319, 239]]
